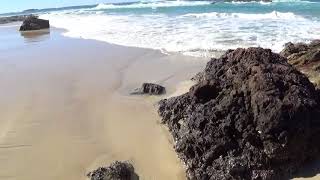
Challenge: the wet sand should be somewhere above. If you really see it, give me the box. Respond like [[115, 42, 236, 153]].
[[0, 24, 206, 180]]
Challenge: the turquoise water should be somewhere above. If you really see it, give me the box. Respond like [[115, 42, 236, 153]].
[[7, 0, 320, 57], [91, 1, 320, 18]]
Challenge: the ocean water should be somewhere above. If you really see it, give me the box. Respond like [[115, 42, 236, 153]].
[[35, 0, 320, 57]]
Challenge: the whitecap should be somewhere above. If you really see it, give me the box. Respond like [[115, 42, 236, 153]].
[[181, 11, 303, 20]]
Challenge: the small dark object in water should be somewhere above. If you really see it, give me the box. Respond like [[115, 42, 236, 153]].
[[19, 16, 50, 31]]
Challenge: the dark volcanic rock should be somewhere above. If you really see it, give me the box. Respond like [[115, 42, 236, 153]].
[[158, 47, 320, 180], [280, 40, 320, 88], [0, 15, 38, 24], [19, 16, 49, 31], [131, 83, 166, 95], [87, 161, 138, 180]]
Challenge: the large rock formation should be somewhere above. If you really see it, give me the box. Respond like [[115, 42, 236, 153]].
[[280, 40, 320, 88], [87, 161, 138, 180], [19, 15, 50, 31], [158, 48, 320, 180]]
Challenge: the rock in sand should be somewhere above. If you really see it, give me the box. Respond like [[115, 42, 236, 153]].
[[87, 161, 138, 180], [131, 83, 166, 95], [19, 15, 50, 31]]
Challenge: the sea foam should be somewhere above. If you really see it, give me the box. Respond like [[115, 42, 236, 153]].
[[40, 2, 320, 57], [181, 11, 299, 19]]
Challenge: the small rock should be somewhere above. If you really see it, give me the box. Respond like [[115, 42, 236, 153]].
[[309, 40, 320, 48], [131, 83, 166, 95], [19, 16, 50, 31], [280, 40, 320, 65], [87, 161, 138, 180], [280, 40, 320, 88], [280, 42, 308, 58]]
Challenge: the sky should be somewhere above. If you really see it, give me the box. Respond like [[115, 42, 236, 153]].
[[0, 0, 132, 14]]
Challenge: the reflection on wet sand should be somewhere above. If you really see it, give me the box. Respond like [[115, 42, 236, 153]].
[[20, 29, 50, 42]]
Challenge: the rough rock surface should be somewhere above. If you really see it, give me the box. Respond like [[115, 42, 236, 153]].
[[19, 16, 50, 31], [158, 48, 320, 180], [280, 40, 320, 66], [191, 72, 205, 82], [87, 161, 138, 180], [280, 40, 320, 88], [131, 83, 166, 95]]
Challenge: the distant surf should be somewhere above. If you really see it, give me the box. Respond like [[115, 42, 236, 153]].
[[93, 1, 212, 10], [39, 0, 320, 57]]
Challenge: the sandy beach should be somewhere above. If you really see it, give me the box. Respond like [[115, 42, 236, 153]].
[[0, 20, 320, 180], [0, 24, 207, 180], [1, 0, 320, 179]]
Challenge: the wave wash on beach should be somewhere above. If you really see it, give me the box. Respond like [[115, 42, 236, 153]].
[[39, 0, 320, 57]]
